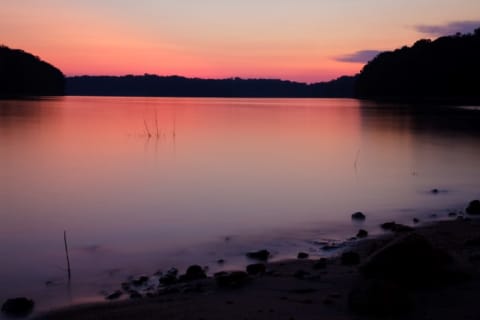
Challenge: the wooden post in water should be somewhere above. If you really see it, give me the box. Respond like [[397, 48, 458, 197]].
[[64, 230, 71, 282]]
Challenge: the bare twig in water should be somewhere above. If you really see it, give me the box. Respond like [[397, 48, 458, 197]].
[[172, 115, 176, 138], [155, 110, 160, 138], [144, 119, 152, 138], [354, 148, 360, 172], [64, 230, 72, 282]]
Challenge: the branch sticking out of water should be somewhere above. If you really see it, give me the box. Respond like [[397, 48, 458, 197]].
[[354, 149, 360, 173], [144, 119, 152, 138], [155, 110, 160, 139], [172, 115, 176, 138], [64, 230, 72, 282]]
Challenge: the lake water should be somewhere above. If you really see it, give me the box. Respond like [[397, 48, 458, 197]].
[[1, 97, 480, 315]]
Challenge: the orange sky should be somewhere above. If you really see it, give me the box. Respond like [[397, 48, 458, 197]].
[[1, 1, 479, 82]]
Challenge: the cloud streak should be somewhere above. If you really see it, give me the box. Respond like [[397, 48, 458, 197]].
[[415, 20, 480, 36], [335, 50, 382, 63]]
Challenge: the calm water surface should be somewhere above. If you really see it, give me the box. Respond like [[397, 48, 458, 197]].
[[1, 97, 480, 315]]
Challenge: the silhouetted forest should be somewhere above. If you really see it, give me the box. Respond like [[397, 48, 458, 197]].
[[66, 75, 356, 98], [0, 46, 65, 97], [7, 28, 480, 101], [356, 28, 480, 102]]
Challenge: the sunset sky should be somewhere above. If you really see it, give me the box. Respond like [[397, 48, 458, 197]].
[[1, 1, 480, 82]]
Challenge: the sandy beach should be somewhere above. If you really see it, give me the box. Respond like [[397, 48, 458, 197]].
[[31, 208, 480, 320]]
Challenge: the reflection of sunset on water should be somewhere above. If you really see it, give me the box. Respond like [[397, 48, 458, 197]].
[[2, 97, 480, 313]]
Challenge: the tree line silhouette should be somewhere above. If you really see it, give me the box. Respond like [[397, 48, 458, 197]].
[[0, 46, 64, 97], [355, 28, 480, 102], [66, 75, 356, 98], [2, 27, 480, 101]]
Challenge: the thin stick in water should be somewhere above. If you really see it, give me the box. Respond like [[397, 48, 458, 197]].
[[172, 112, 176, 138], [64, 230, 72, 281], [144, 119, 152, 138], [155, 110, 160, 138], [353, 148, 360, 172]]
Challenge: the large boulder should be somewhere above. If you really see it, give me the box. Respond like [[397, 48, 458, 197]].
[[360, 233, 456, 286], [348, 280, 412, 316], [341, 251, 361, 266]]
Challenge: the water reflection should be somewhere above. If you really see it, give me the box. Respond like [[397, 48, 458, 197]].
[[0, 97, 479, 314], [359, 101, 480, 136]]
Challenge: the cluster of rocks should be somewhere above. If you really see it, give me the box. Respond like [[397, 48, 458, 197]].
[[103, 250, 275, 301], [8, 200, 477, 318], [344, 200, 480, 316], [106, 265, 209, 301]]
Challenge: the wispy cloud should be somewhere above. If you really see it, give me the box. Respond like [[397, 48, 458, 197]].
[[415, 21, 480, 36], [335, 50, 382, 63]]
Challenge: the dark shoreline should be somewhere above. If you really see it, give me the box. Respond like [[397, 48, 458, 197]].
[[32, 211, 480, 320]]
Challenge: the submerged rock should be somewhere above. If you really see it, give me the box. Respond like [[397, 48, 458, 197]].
[[321, 242, 345, 251], [1, 297, 34, 318], [297, 252, 309, 259], [131, 276, 149, 286], [351, 212, 366, 221], [246, 263, 266, 275], [466, 200, 480, 215], [106, 290, 123, 300], [356, 229, 368, 238], [380, 222, 413, 233], [246, 249, 270, 261], [341, 251, 361, 266]]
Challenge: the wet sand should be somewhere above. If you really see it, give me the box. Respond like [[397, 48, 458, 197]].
[[34, 216, 480, 320]]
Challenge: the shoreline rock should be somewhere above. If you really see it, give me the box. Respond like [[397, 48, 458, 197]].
[[246, 249, 270, 261], [351, 212, 366, 220], [2, 297, 35, 318], [466, 200, 480, 215]]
